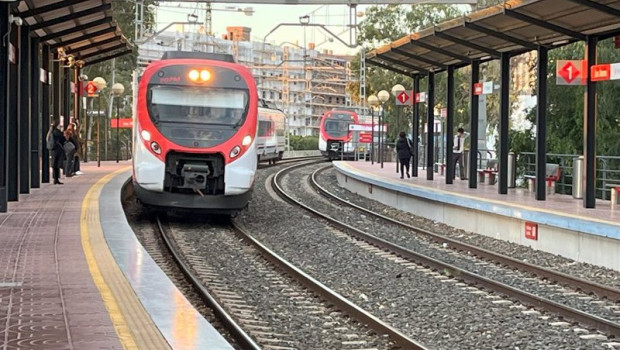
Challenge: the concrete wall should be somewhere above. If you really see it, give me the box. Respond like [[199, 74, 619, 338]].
[[335, 170, 620, 271]]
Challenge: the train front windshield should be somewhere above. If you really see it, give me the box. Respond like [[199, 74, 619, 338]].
[[324, 120, 351, 138], [148, 85, 248, 126]]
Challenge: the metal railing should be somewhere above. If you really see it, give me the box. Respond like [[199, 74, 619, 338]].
[[520, 152, 620, 199]]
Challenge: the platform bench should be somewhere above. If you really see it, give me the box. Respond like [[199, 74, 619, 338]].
[[524, 163, 561, 194], [604, 183, 620, 209], [477, 159, 499, 184]]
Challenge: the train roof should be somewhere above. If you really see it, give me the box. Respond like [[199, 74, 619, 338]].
[[161, 51, 235, 62]]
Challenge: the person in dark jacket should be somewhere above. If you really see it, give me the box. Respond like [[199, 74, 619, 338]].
[[395, 131, 413, 179], [63, 127, 77, 178], [50, 119, 66, 185]]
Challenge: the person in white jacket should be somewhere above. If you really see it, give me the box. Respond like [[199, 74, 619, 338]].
[[452, 127, 469, 180]]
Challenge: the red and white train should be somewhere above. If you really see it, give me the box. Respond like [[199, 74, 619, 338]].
[[318, 109, 359, 160], [132, 51, 258, 213], [256, 100, 286, 164]]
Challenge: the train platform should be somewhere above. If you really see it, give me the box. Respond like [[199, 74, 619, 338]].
[[0, 161, 232, 350], [333, 161, 620, 271]]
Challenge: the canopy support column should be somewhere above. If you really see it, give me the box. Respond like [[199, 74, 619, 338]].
[[7, 21, 19, 201], [469, 60, 480, 188], [30, 37, 41, 189], [0, 3, 9, 212], [584, 35, 597, 208], [41, 45, 51, 184], [446, 66, 455, 184], [498, 52, 510, 195], [412, 74, 420, 177], [19, 25, 31, 194], [426, 72, 435, 181], [536, 46, 548, 200]]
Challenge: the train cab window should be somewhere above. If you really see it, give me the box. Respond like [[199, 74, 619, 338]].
[[258, 120, 275, 137], [324, 120, 350, 138], [148, 85, 249, 127]]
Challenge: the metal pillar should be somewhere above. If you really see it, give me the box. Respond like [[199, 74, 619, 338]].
[[468, 60, 480, 188], [584, 36, 597, 208], [7, 22, 19, 201], [412, 75, 420, 177], [498, 52, 510, 195], [41, 45, 50, 183], [379, 104, 384, 168], [19, 25, 31, 194], [536, 46, 548, 201], [0, 3, 9, 211], [446, 66, 455, 184], [371, 108, 375, 164], [53, 54, 61, 122], [63, 67, 70, 129], [426, 72, 435, 181], [30, 37, 41, 189]]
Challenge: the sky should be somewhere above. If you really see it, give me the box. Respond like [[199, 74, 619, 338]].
[[154, 2, 370, 55]]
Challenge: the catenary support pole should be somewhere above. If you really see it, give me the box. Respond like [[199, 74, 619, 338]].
[[446, 66, 455, 184]]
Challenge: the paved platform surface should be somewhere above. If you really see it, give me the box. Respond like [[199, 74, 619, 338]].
[[335, 161, 620, 238], [0, 161, 168, 350]]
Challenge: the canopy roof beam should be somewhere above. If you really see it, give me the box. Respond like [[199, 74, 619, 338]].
[[79, 44, 127, 60], [30, 4, 111, 31], [65, 36, 122, 55], [50, 27, 117, 50], [40, 18, 113, 42], [368, 59, 411, 76], [504, 9, 586, 40], [564, 0, 620, 17], [435, 30, 501, 58], [17, 0, 84, 18], [412, 40, 471, 63], [392, 47, 447, 70], [84, 49, 133, 67], [380, 55, 429, 74], [464, 21, 538, 50]]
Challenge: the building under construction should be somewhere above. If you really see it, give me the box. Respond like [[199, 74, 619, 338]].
[[138, 26, 356, 137]]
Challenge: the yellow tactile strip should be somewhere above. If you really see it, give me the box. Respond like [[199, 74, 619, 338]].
[[81, 167, 171, 350]]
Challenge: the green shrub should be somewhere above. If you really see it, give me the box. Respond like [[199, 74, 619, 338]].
[[289, 135, 319, 150]]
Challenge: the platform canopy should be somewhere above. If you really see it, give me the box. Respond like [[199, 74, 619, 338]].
[[366, 0, 620, 75], [14, 0, 132, 66]]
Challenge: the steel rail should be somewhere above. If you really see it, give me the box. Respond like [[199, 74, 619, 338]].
[[311, 165, 620, 302], [156, 216, 261, 350], [229, 220, 429, 350], [272, 162, 620, 338]]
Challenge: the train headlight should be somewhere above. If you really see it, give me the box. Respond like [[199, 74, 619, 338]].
[[150, 141, 162, 154], [200, 70, 211, 82], [242, 135, 252, 146], [141, 130, 151, 141], [188, 69, 200, 81], [230, 145, 241, 158], [189, 69, 211, 82]]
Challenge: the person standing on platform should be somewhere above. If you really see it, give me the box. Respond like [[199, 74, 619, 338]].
[[453, 127, 470, 180], [396, 131, 413, 179], [47, 119, 65, 185], [63, 127, 77, 178]]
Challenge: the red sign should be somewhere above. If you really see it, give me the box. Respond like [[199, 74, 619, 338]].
[[397, 91, 410, 105], [591, 64, 611, 81], [85, 81, 98, 96], [415, 92, 426, 103], [558, 61, 581, 84], [525, 222, 538, 241], [359, 132, 372, 143], [473, 83, 483, 95], [110, 118, 133, 129]]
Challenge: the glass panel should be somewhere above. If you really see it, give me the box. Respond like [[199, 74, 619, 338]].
[[149, 86, 248, 126]]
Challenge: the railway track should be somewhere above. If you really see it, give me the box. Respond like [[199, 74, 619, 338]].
[[310, 164, 620, 301], [271, 162, 620, 340], [156, 214, 427, 349]]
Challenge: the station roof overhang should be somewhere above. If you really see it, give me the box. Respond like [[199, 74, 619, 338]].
[[14, 0, 133, 67], [366, 0, 620, 76]]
